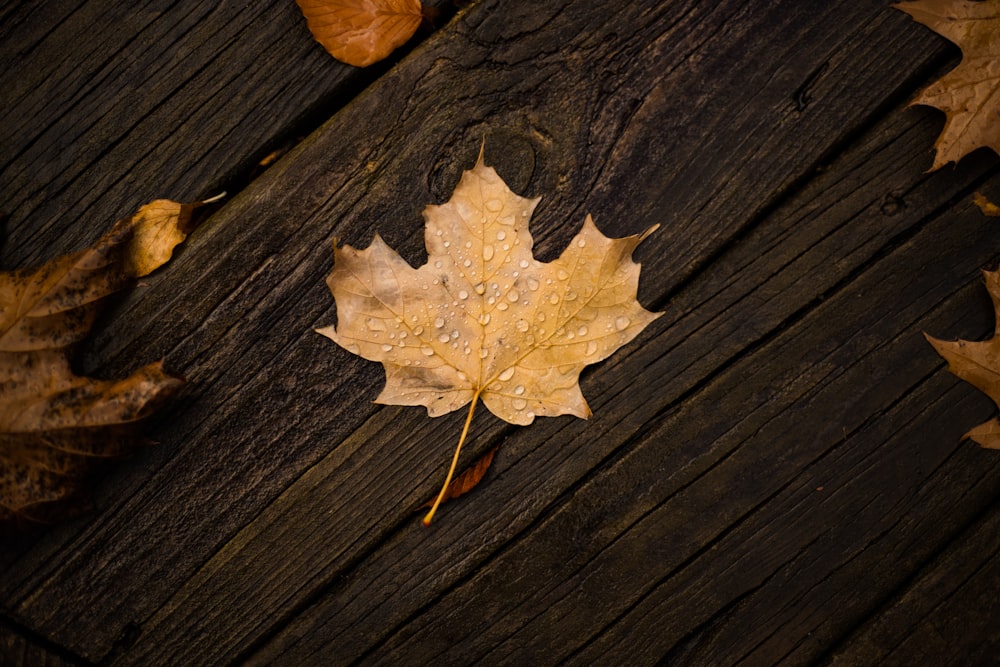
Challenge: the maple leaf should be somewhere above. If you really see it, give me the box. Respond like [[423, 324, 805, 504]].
[[295, 0, 423, 68], [895, 0, 1000, 170], [0, 199, 205, 531], [926, 268, 1000, 449], [318, 151, 660, 523]]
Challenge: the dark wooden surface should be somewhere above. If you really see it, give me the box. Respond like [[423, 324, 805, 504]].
[[2, 0, 999, 665]]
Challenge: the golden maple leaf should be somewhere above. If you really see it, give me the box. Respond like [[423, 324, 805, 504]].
[[295, 0, 423, 68], [318, 152, 660, 523], [895, 0, 1000, 170], [0, 199, 204, 531], [926, 268, 1000, 449]]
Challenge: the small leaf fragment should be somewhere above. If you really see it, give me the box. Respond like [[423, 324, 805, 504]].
[[926, 268, 1000, 449], [124, 199, 196, 276], [420, 446, 498, 510], [974, 192, 1000, 217], [295, 0, 423, 67], [0, 198, 204, 531]]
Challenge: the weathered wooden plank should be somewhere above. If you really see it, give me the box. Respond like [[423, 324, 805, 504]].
[[0, 0, 980, 663], [0, 620, 79, 667], [825, 503, 1000, 666], [569, 369, 998, 666], [246, 121, 1000, 665], [0, 0, 397, 579], [362, 189, 1000, 664], [128, 24, 998, 667], [0, 0, 445, 601], [0, 0, 425, 271]]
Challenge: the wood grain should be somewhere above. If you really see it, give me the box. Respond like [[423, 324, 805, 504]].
[[825, 502, 1000, 666], [0, 0, 437, 270], [246, 108, 1000, 667], [0, 620, 78, 667]]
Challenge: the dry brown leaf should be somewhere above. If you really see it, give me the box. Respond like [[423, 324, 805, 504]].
[[974, 192, 1000, 217], [926, 268, 1000, 449], [318, 150, 660, 523], [895, 0, 1000, 170], [295, 0, 423, 67], [420, 445, 498, 510], [0, 199, 201, 531]]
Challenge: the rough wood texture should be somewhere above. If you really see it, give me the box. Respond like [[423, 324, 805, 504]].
[[1, 0, 998, 664], [248, 113, 1000, 667], [826, 502, 1000, 665], [0, 621, 77, 667], [0, 0, 447, 268]]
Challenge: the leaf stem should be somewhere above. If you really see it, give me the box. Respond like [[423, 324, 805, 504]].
[[423, 390, 480, 525]]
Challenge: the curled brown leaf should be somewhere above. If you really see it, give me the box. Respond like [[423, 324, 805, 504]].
[[0, 199, 205, 531], [420, 446, 498, 511], [296, 0, 423, 67]]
